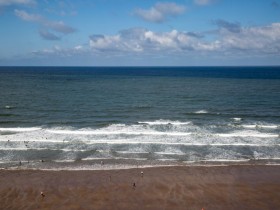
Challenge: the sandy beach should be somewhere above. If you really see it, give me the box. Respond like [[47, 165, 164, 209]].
[[0, 165, 280, 210]]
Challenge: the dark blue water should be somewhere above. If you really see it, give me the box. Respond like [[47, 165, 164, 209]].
[[0, 66, 279, 169]]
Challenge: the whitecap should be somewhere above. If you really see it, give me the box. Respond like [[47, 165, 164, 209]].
[[194, 110, 208, 114], [232, 118, 242, 121], [138, 120, 191, 126], [242, 124, 279, 129]]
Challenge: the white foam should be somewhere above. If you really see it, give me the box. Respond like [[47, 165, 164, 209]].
[[115, 157, 148, 161], [217, 133, 278, 138], [138, 120, 191, 125], [203, 159, 250, 162], [242, 124, 279, 129], [0, 148, 28, 151], [242, 125, 257, 129], [82, 157, 148, 161], [254, 157, 280, 160], [82, 157, 112, 161], [194, 110, 208, 114], [155, 152, 185, 155], [116, 151, 150, 154], [232, 118, 242, 121], [85, 140, 279, 146], [157, 158, 177, 161], [46, 129, 192, 136], [0, 127, 41, 132], [0, 139, 69, 143], [60, 148, 87, 152], [259, 125, 278, 129]]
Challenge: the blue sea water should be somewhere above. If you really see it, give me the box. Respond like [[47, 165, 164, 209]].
[[0, 66, 279, 169]]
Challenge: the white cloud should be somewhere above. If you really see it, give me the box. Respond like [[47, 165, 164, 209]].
[[194, 0, 216, 6], [219, 23, 280, 53], [14, 9, 76, 36], [14, 9, 41, 21], [32, 45, 86, 57], [134, 2, 186, 23], [0, 0, 35, 6], [89, 23, 280, 56], [31, 22, 280, 62], [89, 28, 209, 53]]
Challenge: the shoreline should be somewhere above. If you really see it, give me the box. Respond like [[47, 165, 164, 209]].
[[2, 157, 280, 171], [1, 164, 280, 210]]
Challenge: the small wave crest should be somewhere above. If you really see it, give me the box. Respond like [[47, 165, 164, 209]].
[[194, 110, 208, 114], [4, 105, 14, 109], [232, 118, 242, 121], [242, 124, 279, 129], [217, 132, 278, 138], [138, 120, 191, 126]]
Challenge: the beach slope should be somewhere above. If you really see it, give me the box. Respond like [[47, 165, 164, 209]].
[[0, 165, 280, 210]]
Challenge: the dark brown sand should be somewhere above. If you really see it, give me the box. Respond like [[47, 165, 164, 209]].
[[1, 165, 280, 210]]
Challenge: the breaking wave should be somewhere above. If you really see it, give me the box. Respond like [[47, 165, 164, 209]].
[[0, 120, 279, 169]]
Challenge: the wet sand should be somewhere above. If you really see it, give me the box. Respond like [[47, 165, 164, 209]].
[[0, 165, 280, 210]]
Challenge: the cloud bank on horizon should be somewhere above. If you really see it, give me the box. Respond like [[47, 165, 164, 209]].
[[0, 0, 280, 66]]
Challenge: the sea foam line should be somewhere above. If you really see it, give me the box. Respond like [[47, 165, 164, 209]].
[[0, 127, 41, 132], [85, 141, 280, 147], [0, 147, 86, 152], [46, 129, 192, 136], [154, 152, 185, 155], [217, 133, 278, 138], [242, 125, 279, 129], [202, 159, 251, 162], [138, 120, 191, 125], [0, 139, 69, 143], [115, 151, 150, 154]]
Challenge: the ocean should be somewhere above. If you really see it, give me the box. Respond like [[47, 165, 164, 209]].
[[0, 66, 279, 170]]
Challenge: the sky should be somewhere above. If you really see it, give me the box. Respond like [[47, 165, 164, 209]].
[[0, 0, 280, 66]]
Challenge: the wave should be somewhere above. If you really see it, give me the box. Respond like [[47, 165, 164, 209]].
[[242, 124, 279, 129], [232, 118, 242, 121], [46, 129, 193, 136], [156, 158, 178, 161], [115, 151, 150, 154], [0, 139, 68, 143], [201, 159, 250, 162], [0, 127, 41, 132], [138, 120, 191, 125], [217, 133, 278, 138], [4, 105, 14, 109], [154, 152, 185, 155], [194, 110, 208, 114]]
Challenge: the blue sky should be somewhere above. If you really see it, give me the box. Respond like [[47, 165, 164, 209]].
[[0, 0, 280, 66]]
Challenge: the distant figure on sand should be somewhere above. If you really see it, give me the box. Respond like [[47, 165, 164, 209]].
[[41, 191, 45, 198], [133, 182, 136, 189], [141, 171, 144, 177]]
